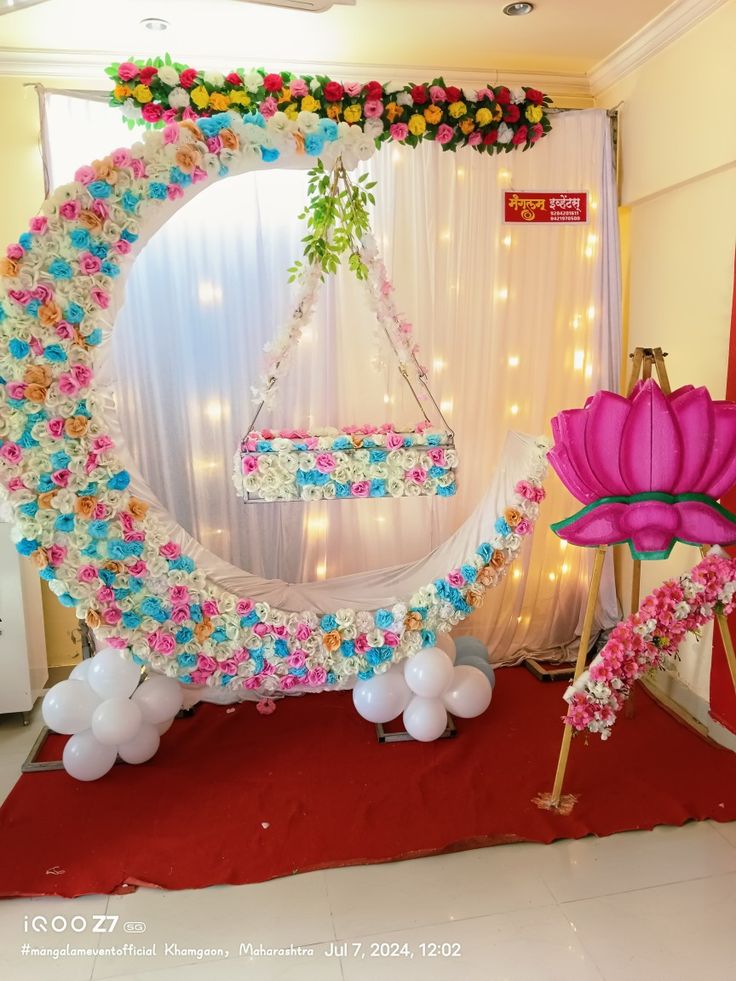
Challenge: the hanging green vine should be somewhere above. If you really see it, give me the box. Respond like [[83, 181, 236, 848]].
[[288, 160, 377, 282]]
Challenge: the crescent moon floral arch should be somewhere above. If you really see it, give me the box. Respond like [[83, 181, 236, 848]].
[[0, 84, 551, 699]]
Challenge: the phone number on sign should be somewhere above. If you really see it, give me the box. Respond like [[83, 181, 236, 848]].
[[324, 941, 462, 959]]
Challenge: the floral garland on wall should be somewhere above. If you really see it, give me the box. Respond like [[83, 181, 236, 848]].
[[107, 56, 552, 157], [564, 551, 736, 740], [0, 110, 549, 695]]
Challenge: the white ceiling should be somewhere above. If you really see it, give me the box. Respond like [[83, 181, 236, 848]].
[[0, 0, 684, 77]]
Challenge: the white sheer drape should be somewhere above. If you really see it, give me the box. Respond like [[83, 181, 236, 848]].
[[43, 93, 620, 662]]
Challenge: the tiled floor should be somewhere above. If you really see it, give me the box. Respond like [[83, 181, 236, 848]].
[[1, 705, 735, 980]]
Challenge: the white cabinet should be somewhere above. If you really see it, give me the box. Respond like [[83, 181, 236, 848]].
[[0, 522, 48, 715]]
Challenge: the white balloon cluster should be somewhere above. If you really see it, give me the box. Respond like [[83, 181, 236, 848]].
[[352, 634, 494, 741], [42, 649, 183, 781]]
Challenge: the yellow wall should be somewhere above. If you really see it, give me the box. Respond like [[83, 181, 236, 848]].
[[596, 0, 736, 699]]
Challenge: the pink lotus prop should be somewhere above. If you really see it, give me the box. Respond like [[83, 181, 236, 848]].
[[549, 380, 736, 559]]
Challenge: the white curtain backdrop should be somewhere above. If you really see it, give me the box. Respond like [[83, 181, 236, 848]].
[[43, 92, 621, 663]]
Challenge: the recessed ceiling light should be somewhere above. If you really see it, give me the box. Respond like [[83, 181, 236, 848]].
[[503, 2, 534, 15], [140, 17, 169, 31]]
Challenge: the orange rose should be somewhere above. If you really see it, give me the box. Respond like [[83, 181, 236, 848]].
[[385, 101, 404, 122], [326, 103, 342, 120], [92, 158, 118, 184], [103, 560, 125, 575], [293, 131, 305, 154], [323, 630, 342, 652], [179, 119, 205, 142], [86, 610, 102, 629], [424, 105, 443, 125], [24, 364, 52, 387], [209, 92, 231, 111], [25, 383, 48, 403], [78, 209, 103, 231], [32, 547, 48, 568], [194, 619, 213, 643], [477, 566, 495, 586], [75, 496, 98, 517], [128, 497, 149, 520], [491, 549, 506, 569], [467, 591, 483, 608], [175, 145, 202, 174], [504, 507, 522, 528], [351, 436, 364, 447], [219, 128, 239, 150], [65, 415, 90, 439], [0, 258, 19, 278], [113, 84, 132, 101], [38, 301, 63, 327], [404, 611, 423, 630], [37, 491, 57, 509], [460, 118, 475, 135]]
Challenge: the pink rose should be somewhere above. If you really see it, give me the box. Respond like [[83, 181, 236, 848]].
[[294, 623, 312, 642], [58, 200, 81, 220], [159, 541, 181, 560], [351, 481, 371, 497], [191, 167, 208, 184], [155, 633, 176, 655], [428, 447, 446, 466], [386, 432, 405, 450], [220, 658, 241, 675], [106, 636, 127, 649], [406, 467, 428, 484], [243, 455, 259, 474], [7, 243, 23, 260], [117, 62, 140, 82], [170, 605, 190, 625], [390, 122, 408, 141], [7, 477, 26, 492], [315, 453, 336, 473], [130, 157, 146, 178], [77, 565, 98, 583], [206, 136, 223, 153], [78, 253, 101, 275], [91, 200, 109, 220], [97, 586, 114, 603], [170, 585, 189, 603], [253, 622, 270, 637], [304, 436, 319, 450], [55, 322, 74, 339], [281, 675, 299, 690], [287, 651, 306, 668], [29, 216, 48, 234], [236, 598, 253, 617], [364, 99, 384, 118], [124, 531, 145, 543], [163, 123, 180, 145], [201, 599, 220, 617], [244, 676, 262, 690], [47, 544, 67, 566], [384, 631, 400, 647], [429, 85, 447, 103], [113, 239, 131, 255], [91, 434, 113, 452], [51, 468, 71, 487], [259, 97, 278, 118], [5, 383, 26, 401], [74, 165, 96, 185], [467, 131, 482, 147], [92, 502, 108, 519], [128, 560, 147, 576], [33, 284, 53, 303], [436, 124, 455, 145], [273, 624, 288, 639], [354, 634, 369, 653], [516, 519, 533, 535], [0, 443, 22, 464], [90, 288, 110, 309], [103, 607, 122, 625], [197, 654, 218, 674], [344, 82, 363, 97], [289, 78, 308, 98], [448, 569, 466, 588], [72, 364, 93, 387], [111, 147, 132, 168], [167, 184, 184, 201], [307, 667, 327, 686]]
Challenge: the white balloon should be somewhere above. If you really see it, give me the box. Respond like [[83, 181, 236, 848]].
[[402, 696, 448, 742], [69, 659, 92, 681], [133, 674, 184, 725], [63, 729, 117, 781], [352, 666, 412, 724], [87, 649, 141, 700], [42, 679, 101, 735], [91, 697, 143, 747], [442, 665, 493, 719], [403, 648, 454, 698], [118, 723, 160, 765], [157, 719, 174, 735], [435, 633, 457, 664]]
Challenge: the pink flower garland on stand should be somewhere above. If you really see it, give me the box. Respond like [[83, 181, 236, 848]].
[[564, 549, 736, 739]]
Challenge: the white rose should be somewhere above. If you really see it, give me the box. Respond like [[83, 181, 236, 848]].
[[204, 71, 225, 88], [356, 137, 376, 161], [510, 87, 526, 104], [168, 87, 190, 109], [121, 99, 142, 121], [396, 91, 413, 107], [297, 111, 320, 134], [158, 65, 180, 86], [242, 70, 263, 93], [497, 122, 513, 144]]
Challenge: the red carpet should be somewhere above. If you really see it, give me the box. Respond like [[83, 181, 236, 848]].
[[1, 668, 735, 898]]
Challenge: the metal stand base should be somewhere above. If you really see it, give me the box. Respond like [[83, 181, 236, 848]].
[[375, 714, 458, 743], [21, 726, 64, 772]]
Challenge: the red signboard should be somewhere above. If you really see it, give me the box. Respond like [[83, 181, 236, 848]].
[[504, 191, 588, 224]]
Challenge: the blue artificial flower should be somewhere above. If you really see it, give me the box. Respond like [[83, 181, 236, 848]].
[[51, 450, 70, 469], [290, 666, 308, 679], [122, 612, 143, 629], [261, 147, 280, 163], [121, 190, 140, 213], [148, 182, 168, 200], [437, 483, 456, 497], [89, 241, 108, 259], [58, 593, 77, 608], [421, 628, 437, 648], [8, 338, 29, 359], [106, 540, 128, 560], [363, 438, 376, 448], [49, 259, 73, 279], [334, 481, 351, 498], [87, 519, 109, 539], [197, 116, 221, 137], [220, 674, 234, 686], [218, 165, 229, 178], [189, 603, 203, 624], [495, 516, 511, 537], [375, 609, 393, 630], [69, 229, 91, 250], [0, 303, 6, 323], [39, 566, 55, 581], [175, 627, 194, 645], [132, 654, 146, 666], [332, 436, 351, 450], [87, 181, 112, 199], [18, 232, 32, 250], [211, 112, 233, 130], [274, 638, 289, 658], [240, 610, 259, 627], [18, 429, 39, 449], [369, 449, 387, 463], [81, 542, 99, 558], [249, 111, 266, 128], [107, 470, 131, 491], [179, 675, 193, 685], [320, 613, 338, 632], [256, 440, 272, 452], [100, 260, 120, 278], [340, 639, 355, 658], [141, 597, 169, 622], [19, 501, 38, 518], [177, 652, 197, 668], [304, 132, 325, 156], [85, 328, 103, 346], [128, 577, 144, 593], [121, 228, 138, 243], [98, 568, 115, 586], [476, 542, 492, 564], [326, 671, 337, 685], [358, 669, 375, 681], [312, 470, 330, 486], [54, 512, 75, 533], [428, 465, 445, 479], [318, 118, 338, 142], [65, 302, 85, 323], [169, 167, 192, 186], [366, 649, 381, 666], [169, 555, 195, 573], [250, 652, 265, 674], [461, 563, 478, 583], [211, 627, 228, 643], [78, 482, 98, 496], [369, 478, 386, 497], [16, 538, 39, 556], [43, 344, 67, 363], [113, 588, 131, 601], [37, 473, 55, 492], [426, 434, 442, 446], [26, 299, 41, 317]]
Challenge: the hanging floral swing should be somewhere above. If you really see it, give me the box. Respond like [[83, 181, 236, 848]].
[[233, 159, 457, 503]]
